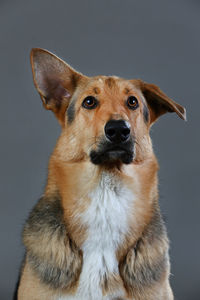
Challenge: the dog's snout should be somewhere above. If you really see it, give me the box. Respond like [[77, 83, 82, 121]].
[[104, 120, 131, 143]]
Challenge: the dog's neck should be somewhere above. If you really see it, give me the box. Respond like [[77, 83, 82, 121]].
[[45, 155, 159, 249]]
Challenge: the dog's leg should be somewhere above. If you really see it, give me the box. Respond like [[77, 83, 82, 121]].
[[119, 207, 173, 300], [18, 193, 83, 299]]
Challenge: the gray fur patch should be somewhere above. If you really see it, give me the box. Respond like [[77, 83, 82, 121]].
[[67, 101, 76, 123], [27, 251, 81, 289]]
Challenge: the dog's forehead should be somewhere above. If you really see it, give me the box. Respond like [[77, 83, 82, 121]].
[[84, 76, 139, 95]]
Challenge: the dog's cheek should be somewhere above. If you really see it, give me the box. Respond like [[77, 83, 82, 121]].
[[77, 115, 98, 156], [131, 114, 152, 162]]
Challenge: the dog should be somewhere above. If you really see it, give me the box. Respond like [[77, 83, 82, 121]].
[[16, 48, 186, 300]]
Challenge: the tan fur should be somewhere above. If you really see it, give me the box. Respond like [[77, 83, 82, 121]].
[[18, 262, 55, 300], [17, 48, 186, 300]]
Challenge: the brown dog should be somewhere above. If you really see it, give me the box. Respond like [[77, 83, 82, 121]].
[[17, 48, 186, 300]]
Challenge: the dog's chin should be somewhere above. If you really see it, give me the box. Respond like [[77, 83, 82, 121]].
[[90, 149, 134, 166]]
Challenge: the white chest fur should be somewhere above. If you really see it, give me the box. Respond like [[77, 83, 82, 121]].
[[59, 172, 134, 300]]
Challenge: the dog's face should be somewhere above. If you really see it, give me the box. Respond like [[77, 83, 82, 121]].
[[61, 76, 151, 166], [31, 48, 186, 167]]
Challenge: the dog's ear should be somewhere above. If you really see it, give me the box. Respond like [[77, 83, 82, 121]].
[[135, 80, 186, 124], [30, 48, 85, 125]]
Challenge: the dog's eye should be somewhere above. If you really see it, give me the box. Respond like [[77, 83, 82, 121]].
[[82, 96, 98, 109], [127, 96, 139, 110]]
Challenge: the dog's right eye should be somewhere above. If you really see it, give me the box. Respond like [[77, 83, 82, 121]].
[[82, 96, 98, 109]]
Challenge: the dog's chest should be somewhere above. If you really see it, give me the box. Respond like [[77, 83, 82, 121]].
[[59, 173, 134, 300]]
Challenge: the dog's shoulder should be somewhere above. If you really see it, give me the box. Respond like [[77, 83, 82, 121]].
[[119, 205, 169, 298], [23, 193, 83, 291], [24, 193, 64, 237]]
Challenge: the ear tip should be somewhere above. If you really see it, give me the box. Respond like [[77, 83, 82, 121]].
[[178, 107, 187, 121], [30, 48, 53, 60], [30, 47, 43, 56], [30, 48, 42, 63], [182, 107, 187, 121]]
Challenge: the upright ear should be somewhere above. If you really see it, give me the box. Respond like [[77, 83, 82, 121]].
[[135, 80, 186, 124], [30, 48, 85, 125]]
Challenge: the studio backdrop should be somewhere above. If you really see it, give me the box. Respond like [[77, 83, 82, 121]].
[[0, 1, 199, 299]]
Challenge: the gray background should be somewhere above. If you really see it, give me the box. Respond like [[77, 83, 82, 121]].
[[0, 0, 199, 299]]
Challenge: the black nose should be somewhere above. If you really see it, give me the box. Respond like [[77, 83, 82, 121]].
[[104, 120, 131, 143]]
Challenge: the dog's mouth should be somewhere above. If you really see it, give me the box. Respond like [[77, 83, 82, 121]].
[[90, 141, 134, 166]]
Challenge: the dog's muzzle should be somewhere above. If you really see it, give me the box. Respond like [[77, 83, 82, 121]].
[[90, 120, 134, 165]]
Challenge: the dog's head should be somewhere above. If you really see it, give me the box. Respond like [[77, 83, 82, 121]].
[[30, 48, 186, 167]]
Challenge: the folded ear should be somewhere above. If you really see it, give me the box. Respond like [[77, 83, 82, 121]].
[[135, 80, 186, 124], [30, 48, 85, 125]]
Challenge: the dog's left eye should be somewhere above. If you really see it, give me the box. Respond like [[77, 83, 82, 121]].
[[82, 96, 98, 109], [127, 96, 139, 110]]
